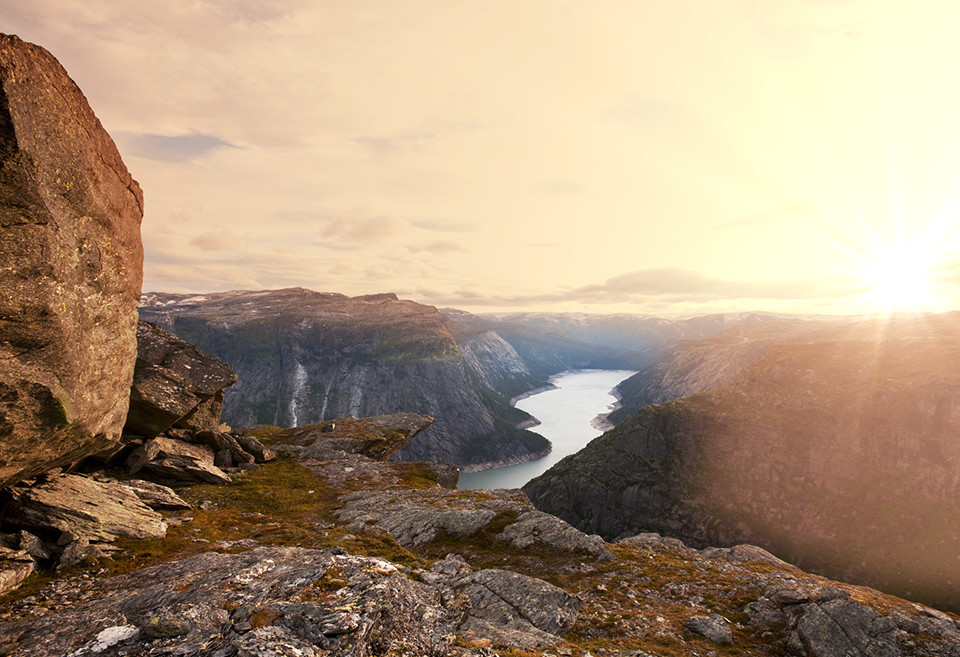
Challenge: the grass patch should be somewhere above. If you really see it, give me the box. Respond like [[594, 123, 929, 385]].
[[83, 456, 424, 577]]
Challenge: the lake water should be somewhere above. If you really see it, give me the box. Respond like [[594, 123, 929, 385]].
[[458, 369, 637, 490]]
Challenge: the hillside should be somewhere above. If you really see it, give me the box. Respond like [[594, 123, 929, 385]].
[[139, 289, 550, 471], [526, 312, 960, 612]]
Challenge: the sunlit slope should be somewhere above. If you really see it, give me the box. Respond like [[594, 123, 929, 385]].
[[608, 320, 834, 424], [526, 312, 960, 611]]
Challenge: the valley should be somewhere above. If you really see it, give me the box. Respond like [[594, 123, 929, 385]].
[[139, 291, 754, 472]]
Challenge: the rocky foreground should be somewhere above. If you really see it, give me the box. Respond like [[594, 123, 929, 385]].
[[2, 417, 960, 657]]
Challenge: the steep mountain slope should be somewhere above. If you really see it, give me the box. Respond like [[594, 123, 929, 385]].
[[526, 312, 960, 611], [608, 320, 829, 424], [138, 289, 548, 470]]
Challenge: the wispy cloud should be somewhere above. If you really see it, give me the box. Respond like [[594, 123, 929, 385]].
[[421, 268, 863, 309], [118, 132, 237, 162], [409, 240, 469, 255], [409, 219, 476, 234], [317, 215, 406, 243]]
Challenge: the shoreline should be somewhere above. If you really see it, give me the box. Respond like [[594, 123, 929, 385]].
[[509, 383, 557, 406], [458, 443, 553, 474], [590, 382, 626, 431]]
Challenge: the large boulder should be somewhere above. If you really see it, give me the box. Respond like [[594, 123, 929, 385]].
[[0, 34, 143, 486], [124, 321, 237, 438], [132, 437, 232, 485]]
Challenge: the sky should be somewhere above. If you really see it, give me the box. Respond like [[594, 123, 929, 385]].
[[5, 0, 960, 317]]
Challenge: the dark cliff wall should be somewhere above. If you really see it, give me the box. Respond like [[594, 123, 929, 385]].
[[526, 312, 960, 611], [139, 289, 548, 470]]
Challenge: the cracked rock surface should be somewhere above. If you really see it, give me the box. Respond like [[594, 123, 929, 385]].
[[0, 546, 579, 656]]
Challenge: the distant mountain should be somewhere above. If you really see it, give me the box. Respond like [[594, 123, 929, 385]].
[[440, 309, 648, 381], [139, 288, 552, 471], [484, 311, 795, 373], [525, 312, 960, 611]]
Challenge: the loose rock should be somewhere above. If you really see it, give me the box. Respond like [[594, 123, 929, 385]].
[[124, 321, 237, 438], [684, 613, 733, 644]]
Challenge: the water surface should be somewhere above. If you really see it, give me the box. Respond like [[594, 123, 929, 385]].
[[458, 369, 636, 490]]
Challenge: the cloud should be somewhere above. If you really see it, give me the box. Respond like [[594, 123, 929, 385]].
[[317, 215, 406, 243], [409, 240, 468, 255], [353, 132, 438, 154], [118, 132, 238, 162], [409, 219, 476, 234], [189, 228, 241, 252]]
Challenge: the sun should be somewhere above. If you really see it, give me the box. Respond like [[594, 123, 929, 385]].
[[863, 246, 938, 314]]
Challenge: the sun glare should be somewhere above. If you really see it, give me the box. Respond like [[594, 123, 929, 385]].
[[864, 247, 938, 314]]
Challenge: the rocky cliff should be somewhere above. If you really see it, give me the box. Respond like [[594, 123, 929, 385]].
[[0, 34, 143, 486], [139, 289, 549, 471], [526, 312, 960, 612]]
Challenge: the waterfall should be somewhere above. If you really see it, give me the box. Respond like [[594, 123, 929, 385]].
[[288, 361, 308, 427]]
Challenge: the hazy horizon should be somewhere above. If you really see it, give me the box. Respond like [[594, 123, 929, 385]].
[[7, 1, 960, 317]]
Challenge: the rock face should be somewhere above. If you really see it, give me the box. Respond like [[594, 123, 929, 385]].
[[0, 34, 144, 486], [526, 312, 960, 612], [0, 548, 34, 596], [3, 473, 167, 545], [125, 320, 237, 438], [138, 289, 551, 471], [132, 437, 232, 485]]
